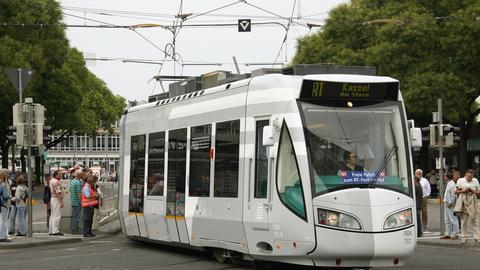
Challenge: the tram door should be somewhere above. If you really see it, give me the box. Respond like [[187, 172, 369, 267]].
[[127, 135, 148, 237], [166, 128, 190, 244], [245, 118, 271, 232]]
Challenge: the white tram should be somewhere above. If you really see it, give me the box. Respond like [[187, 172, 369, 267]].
[[119, 70, 417, 268]]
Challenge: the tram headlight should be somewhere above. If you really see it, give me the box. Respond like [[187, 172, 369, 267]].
[[318, 208, 361, 230], [383, 209, 413, 230]]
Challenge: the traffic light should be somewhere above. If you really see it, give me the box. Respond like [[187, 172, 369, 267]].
[[33, 104, 45, 146], [42, 126, 52, 146], [421, 124, 460, 147], [12, 104, 25, 145], [442, 124, 461, 147], [421, 124, 439, 147]]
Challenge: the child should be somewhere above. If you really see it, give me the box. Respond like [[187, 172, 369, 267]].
[[14, 174, 28, 236]]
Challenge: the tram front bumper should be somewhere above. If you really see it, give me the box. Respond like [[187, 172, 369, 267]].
[[309, 225, 416, 267]]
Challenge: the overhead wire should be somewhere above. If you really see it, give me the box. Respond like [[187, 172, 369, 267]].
[[187, 0, 245, 20], [62, 12, 117, 26], [242, 1, 308, 28], [272, 0, 297, 66]]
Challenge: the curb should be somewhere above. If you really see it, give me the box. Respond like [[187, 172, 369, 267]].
[[0, 237, 82, 250], [96, 226, 122, 236], [417, 238, 480, 249]]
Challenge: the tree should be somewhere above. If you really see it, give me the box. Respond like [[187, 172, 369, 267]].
[[0, 0, 125, 168], [293, 0, 480, 171]]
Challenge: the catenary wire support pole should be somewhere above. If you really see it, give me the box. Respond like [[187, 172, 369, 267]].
[[438, 98, 445, 236]]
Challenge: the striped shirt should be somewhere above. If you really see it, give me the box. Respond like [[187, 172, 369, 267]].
[[70, 178, 82, 207]]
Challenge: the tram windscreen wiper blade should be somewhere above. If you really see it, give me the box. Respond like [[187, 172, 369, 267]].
[[368, 146, 398, 188]]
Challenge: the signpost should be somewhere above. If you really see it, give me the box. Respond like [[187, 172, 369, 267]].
[[238, 19, 251, 32], [4, 67, 37, 238], [4, 68, 34, 104]]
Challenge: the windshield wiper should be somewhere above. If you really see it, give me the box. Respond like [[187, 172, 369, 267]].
[[367, 146, 398, 188], [368, 122, 399, 188]]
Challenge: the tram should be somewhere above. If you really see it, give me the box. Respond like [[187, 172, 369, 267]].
[[119, 68, 418, 268]]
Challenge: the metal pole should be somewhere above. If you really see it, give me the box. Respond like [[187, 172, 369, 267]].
[[438, 98, 445, 236], [232, 56, 241, 75], [26, 104, 33, 238], [17, 68, 23, 103], [11, 145, 15, 173]]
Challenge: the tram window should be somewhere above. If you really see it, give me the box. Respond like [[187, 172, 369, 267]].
[[214, 120, 240, 197], [167, 128, 187, 216], [189, 124, 211, 197], [255, 120, 269, 198], [147, 132, 165, 196], [129, 135, 146, 213], [276, 123, 306, 219]]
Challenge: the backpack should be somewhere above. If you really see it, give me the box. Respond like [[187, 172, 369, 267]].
[[43, 185, 51, 204]]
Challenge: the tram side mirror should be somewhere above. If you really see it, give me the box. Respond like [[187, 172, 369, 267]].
[[410, 127, 422, 148], [263, 126, 274, 147]]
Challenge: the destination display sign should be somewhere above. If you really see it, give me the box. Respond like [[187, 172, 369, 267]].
[[300, 80, 399, 100], [340, 171, 385, 184]]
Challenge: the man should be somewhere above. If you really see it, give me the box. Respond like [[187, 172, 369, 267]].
[[70, 169, 84, 234], [49, 170, 64, 236], [440, 172, 459, 240], [455, 169, 480, 244], [415, 169, 431, 232], [339, 151, 364, 172]]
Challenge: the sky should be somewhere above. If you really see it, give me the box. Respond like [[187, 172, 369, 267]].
[[60, 0, 348, 101]]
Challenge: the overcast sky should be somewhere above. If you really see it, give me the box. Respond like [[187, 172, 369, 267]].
[[60, 0, 347, 101]]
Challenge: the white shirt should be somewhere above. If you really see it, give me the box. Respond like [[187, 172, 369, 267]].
[[456, 177, 480, 191], [444, 180, 457, 206], [419, 177, 431, 198]]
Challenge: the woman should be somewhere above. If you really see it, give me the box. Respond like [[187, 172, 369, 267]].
[[14, 174, 28, 236], [82, 175, 98, 237], [0, 169, 12, 242]]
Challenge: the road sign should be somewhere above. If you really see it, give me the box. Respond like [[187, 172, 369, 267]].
[[238, 19, 251, 32], [4, 68, 34, 92]]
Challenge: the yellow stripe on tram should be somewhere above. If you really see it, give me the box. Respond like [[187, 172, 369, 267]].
[[128, 212, 145, 216], [165, 215, 185, 220]]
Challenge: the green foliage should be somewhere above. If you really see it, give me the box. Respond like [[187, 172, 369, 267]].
[[0, 0, 125, 159], [293, 0, 480, 127]]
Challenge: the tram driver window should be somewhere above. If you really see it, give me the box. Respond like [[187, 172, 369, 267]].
[[214, 120, 240, 197], [276, 123, 306, 219]]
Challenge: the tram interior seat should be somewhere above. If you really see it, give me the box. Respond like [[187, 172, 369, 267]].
[[281, 181, 305, 216]]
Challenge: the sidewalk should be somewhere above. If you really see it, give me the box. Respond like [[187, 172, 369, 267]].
[[416, 200, 480, 249], [0, 214, 121, 249], [0, 188, 121, 249]]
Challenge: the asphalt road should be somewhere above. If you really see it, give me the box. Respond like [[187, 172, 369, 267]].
[[0, 234, 479, 270]]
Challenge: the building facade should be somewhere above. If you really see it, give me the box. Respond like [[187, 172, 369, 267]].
[[47, 128, 120, 172]]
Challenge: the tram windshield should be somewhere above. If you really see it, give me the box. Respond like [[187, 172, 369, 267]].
[[299, 101, 411, 196]]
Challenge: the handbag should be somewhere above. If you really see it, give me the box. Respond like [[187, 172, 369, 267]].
[[453, 193, 464, 214]]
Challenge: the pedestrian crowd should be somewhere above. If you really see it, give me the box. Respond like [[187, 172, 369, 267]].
[[45, 164, 104, 238], [0, 169, 29, 242], [0, 164, 104, 242], [415, 168, 480, 244]]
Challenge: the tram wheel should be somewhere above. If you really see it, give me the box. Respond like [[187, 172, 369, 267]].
[[212, 248, 228, 263], [230, 252, 243, 265]]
